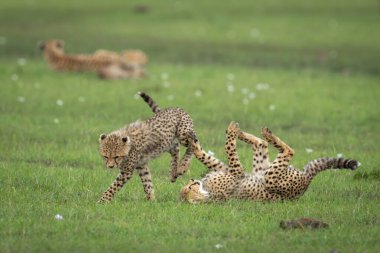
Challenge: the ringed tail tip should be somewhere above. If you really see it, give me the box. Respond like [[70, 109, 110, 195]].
[[346, 159, 359, 170]]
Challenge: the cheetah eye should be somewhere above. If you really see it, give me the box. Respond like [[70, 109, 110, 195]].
[[114, 156, 119, 159], [103, 156, 108, 159]]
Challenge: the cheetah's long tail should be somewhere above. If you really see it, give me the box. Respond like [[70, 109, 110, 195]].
[[138, 91, 161, 113], [303, 157, 358, 179]]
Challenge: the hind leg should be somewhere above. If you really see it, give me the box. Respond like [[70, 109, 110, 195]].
[[261, 127, 301, 198], [224, 122, 245, 178], [261, 127, 294, 167], [175, 146, 193, 180], [173, 114, 196, 181], [168, 142, 180, 182], [172, 133, 193, 181], [238, 130, 270, 173]]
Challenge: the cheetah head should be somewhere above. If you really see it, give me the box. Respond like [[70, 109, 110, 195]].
[[122, 50, 148, 65], [99, 133, 132, 169], [39, 39, 65, 54], [180, 179, 209, 204]]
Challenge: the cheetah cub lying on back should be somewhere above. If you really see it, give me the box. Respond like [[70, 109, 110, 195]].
[[98, 92, 196, 203], [180, 122, 358, 203]]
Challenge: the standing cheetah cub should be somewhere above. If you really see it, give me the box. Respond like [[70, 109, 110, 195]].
[[98, 92, 196, 203], [180, 122, 358, 203]]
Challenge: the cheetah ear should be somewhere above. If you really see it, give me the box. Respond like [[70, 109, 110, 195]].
[[121, 136, 130, 144], [99, 133, 107, 141]]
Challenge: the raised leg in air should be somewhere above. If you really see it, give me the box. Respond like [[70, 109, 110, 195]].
[[224, 122, 244, 179], [261, 127, 294, 168], [186, 132, 229, 172], [238, 130, 270, 173]]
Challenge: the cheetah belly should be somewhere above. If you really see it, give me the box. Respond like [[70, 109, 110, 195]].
[[234, 172, 269, 200], [135, 135, 176, 166], [202, 171, 239, 201]]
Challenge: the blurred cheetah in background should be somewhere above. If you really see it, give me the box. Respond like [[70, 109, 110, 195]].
[[39, 39, 146, 79]]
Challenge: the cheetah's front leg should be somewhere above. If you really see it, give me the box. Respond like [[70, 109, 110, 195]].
[[98, 151, 139, 203], [98, 170, 134, 203], [136, 165, 155, 200]]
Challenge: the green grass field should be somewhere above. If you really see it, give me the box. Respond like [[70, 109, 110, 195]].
[[1, 0, 379, 252]]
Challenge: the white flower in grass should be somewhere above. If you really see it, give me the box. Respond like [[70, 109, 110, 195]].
[[17, 58, 27, 66], [163, 81, 171, 88], [161, 72, 169, 80], [328, 19, 339, 28], [243, 98, 249, 105], [250, 28, 261, 38], [248, 92, 256, 100], [214, 244, 223, 249], [34, 82, 40, 89], [256, 83, 270, 91], [78, 96, 85, 102], [329, 50, 338, 59], [240, 88, 249, 94], [11, 74, 19, 81], [17, 96, 25, 103], [207, 150, 215, 156], [269, 104, 276, 111], [226, 31, 236, 39], [226, 73, 235, 80], [56, 99, 64, 106], [0, 36, 6, 45], [53, 118, 60, 124], [357, 162, 362, 167], [337, 153, 343, 158], [167, 95, 174, 101], [227, 84, 235, 93], [194, 90, 202, 97], [54, 214, 64, 220], [305, 148, 313, 153]]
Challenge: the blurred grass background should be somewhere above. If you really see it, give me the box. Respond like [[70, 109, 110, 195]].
[[1, 0, 379, 73], [0, 0, 379, 252]]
